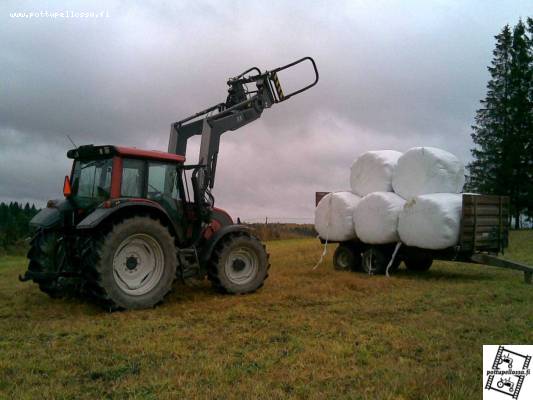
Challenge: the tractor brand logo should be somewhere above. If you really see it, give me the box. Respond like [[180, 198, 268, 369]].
[[484, 345, 532, 399]]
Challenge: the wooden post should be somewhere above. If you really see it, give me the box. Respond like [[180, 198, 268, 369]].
[[472, 195, 477, 250], [498, 196, 503, 252]]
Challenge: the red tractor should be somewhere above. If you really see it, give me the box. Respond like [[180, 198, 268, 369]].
[[20, 58, 319, 310]]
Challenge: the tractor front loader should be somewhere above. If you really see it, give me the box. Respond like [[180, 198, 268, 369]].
[[20, 57, 319, 310]]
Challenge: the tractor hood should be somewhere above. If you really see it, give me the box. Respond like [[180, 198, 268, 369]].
[[30, 199, 74, 230]]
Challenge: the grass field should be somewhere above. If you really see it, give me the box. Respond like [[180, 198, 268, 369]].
[[0, 232, 532, 399]]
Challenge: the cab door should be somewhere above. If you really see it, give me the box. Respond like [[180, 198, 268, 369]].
[[146, 161, 184, 236]]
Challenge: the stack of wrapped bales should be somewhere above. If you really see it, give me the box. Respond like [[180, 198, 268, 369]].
[[315, 146, 465, 250]]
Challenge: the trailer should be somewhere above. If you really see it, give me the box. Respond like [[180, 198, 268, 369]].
[[315, 193, 533, 284]]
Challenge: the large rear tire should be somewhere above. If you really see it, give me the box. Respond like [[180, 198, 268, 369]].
[[208, 232, 269, 294], [27, 230, 65, 298], [85, 217, 177, 310]]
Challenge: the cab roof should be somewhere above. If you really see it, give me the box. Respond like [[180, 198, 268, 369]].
[[67, 145, 185, 163]]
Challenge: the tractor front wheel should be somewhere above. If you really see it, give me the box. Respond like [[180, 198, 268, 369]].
[[86, 217, 177, 310], [208, 232, 269, 294]]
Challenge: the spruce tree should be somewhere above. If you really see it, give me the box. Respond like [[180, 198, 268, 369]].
[[526, 18, 533, 223], [468, 21, 533, 228], [468, 25, 513, 204]]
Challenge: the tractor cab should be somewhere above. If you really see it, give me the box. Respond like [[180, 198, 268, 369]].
[[67, 144, 185, 205], [64, 144, 213, 245]]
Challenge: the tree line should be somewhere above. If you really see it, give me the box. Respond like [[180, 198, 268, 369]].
[[245, 223, 316, 241], [468, 18, 533, 228], [0, 202, 40, 251]]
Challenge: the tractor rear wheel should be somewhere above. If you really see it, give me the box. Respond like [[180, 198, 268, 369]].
[[208, 232, 269, 294], [27, 230, 65, 298], [85, 217, 177, 310]]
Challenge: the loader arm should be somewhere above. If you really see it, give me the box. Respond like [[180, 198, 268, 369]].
[[168, 57, 319, 195]]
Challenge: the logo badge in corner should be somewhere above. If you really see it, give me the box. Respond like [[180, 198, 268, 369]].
[[484, 345, 532, 399]]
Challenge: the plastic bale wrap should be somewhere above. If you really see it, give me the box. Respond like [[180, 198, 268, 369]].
[[398, 193, 463, 250], [392, 147, 465, 199], [314, 192, 361, 241], [350, 150, 402, 196], [353, 192, 406, 244]]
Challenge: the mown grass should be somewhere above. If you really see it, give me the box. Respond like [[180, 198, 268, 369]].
[[0, 232, 532, 399]]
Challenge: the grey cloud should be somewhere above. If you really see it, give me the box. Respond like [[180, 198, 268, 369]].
[[1, 0, 531, 218]]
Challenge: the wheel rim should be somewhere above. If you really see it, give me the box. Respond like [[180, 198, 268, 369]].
[[112, 233, 165, 296], [224, 247, 259, 285], [337, 249, 350, 269]]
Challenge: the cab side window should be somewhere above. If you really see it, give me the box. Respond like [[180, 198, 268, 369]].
[[148, 162, 179, 200], [121, 159, 145, 197]]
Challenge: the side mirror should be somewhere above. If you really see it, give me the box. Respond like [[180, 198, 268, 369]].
[[63, 175, 72, 197]]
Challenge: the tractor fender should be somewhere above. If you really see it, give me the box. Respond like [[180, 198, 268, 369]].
[[29, 199, 73, 230], [202, 207, 234, 240], [76, 200, 183, 241], [200, 224, 253, 263]]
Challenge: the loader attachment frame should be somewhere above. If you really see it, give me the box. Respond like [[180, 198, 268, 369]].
[[168, 57, 319, 197]]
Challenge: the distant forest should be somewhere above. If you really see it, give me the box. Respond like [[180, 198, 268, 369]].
[[0, 202, 40, 252], [246, 223, 316, 241], [0, 202, 315, 254]]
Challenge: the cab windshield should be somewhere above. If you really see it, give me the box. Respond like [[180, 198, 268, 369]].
[[71, 158, 113, 199]]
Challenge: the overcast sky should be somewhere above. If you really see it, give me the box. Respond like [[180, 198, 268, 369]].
[[1, 0, 531, 222]]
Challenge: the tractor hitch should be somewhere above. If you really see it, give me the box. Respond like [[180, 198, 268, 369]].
[[19, 270, 79, 282]]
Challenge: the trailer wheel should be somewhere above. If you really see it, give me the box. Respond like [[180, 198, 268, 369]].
[[208, 232, 269, 294], [333, 243, 362, 271], [361, 247, 399, 275], [387, 256, 402, 273], [404, 252, 433, 272], [86, 217, 177, 310]]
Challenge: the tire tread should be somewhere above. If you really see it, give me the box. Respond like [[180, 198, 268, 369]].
[[207, 231, 270, 294], [83, 216, 177, 310]]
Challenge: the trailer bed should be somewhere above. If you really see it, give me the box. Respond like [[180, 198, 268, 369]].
[[315, 192, 533, 283]]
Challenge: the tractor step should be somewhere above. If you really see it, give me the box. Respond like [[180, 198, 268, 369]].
[[178, 248, 202, 279]]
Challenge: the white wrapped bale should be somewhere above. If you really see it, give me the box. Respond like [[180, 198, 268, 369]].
[[353, 192, 406, 244], [398, 193, 463, 250], [350, 150, 402, 196], [314, 192, 361, 241], [392, 147, 465, 199]]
